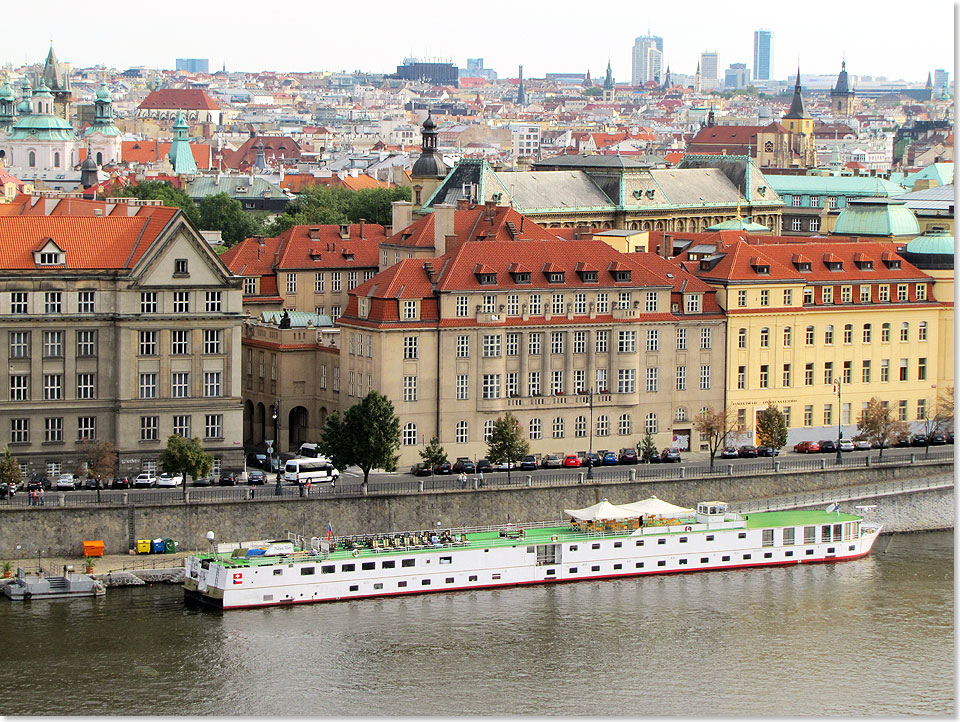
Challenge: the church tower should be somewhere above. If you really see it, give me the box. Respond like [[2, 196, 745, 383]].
[[409, 113, 447, 209], [603, 60, 615, 102], [781, 66, 816, 167], [0, 79, 16, 135], [830, 60, 855, 116], [516, 65, 526, 106], [167, 112, 198, 175], [84, 81, 122, 166], [694, 62, 702, 93], [40, 44, 72, 121]]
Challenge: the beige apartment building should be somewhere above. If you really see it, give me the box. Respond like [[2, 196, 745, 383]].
[[340, 238, 726, 466], [0, 194, 244, 478]]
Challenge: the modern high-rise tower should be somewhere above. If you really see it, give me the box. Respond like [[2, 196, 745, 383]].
[[632, 34, 663, 85], [700, 51, 719, 89], [753, 29, 773, 81]]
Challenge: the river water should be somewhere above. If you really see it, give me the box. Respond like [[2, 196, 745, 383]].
[[3, 530, 953, 716]]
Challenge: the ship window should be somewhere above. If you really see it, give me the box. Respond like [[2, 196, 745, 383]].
[[833, 524, 842, 542], [827, 547, 835, 554], [785, 551, 793, 557], [273, 569, 282, 576], [679, 537, 687, 543], [722, 555, 731, 561], [374, 583, 383, 590], [738, 532, 747, 539], [783, 528, 795, 545], [398, 581, 407, 587], [341, 564, 355, 572], [381, 560, 395, 569], [614, 541, 622, 548], [469, 575, 478, 582], [635, 562, 644, 568], [492, 574, 501, 580], [706, 535, 714, 542], [440, 557, 452, 564], [613, 563, 622, 570], [446, 577, 454, 584], [402, 559, 415, 567], [591, 565, 600, 572], [849, 545, 855, 551], [349, 585, 358, 592], [526, 546, 535, 553], [701, 557, 709, 563], [362, 562, 375, 570], [263, 594, 273, 601], [657, 560, 666, 567], [806, 549, 815, 555], [321, 565, 334, 574], [546, 569, 556, 576], [678, 559, 687, 565], [421, 579, 431, 586], [764, 552, 773, 558], [658, 538, 666, 545], [821, 525, 831, 543], [762, 529, 774, 546], [569, 545, 578, 551], [569, 567, 578, 574], [591, 543, 600, 550], [743, 554, 751, 560], [636, 540, 644, 546], [804, 526, 816, 544], [301, 567, 315, 575]]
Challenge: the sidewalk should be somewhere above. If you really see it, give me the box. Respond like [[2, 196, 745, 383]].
[[5, 549, 196, 576]]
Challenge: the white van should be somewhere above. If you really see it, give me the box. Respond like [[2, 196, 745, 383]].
[[298, 443, 320, 458], [284, 457, 339, 485]]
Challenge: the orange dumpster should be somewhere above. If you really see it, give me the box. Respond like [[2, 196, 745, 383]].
[[82, 540, 105, 557]]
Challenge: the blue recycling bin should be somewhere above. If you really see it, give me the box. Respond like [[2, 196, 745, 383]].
[[151, 538, 165, 554]]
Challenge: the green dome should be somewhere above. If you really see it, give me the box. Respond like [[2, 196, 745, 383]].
[[832, 198, 920, 237], [96, 82, 112, 102], [33, 80, 53, 98], [9, 111, 77, 141], [0, 80, 14, 102], [707, 217, 771, 232], [905, 228, 954, 255]]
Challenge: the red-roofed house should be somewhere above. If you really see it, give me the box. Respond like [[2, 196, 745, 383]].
[[137, 89, 222, 124], [339, 237, 726, 464], [685, 119, 815, 169], [0, 193, 244, 480]]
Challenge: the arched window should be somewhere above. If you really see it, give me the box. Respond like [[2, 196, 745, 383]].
[[28, 151, 36, 168], [738, 328, 747, 348], [596, 415, 609, 437], [574, 416, 587, 438], [96, 151, 103, 165], [783, 326, 792, 346], [843, 324, 853, 344], [552, 417, 564, 439], [402, 423, 418, 446], [483, 420, 495, 442], [881, 322, 891, 342], [919, 321, 928, 341], [529, 418, 542, 440], [759, 327, 769, 347], [863, 324, 872, 343], [675, 407, 687, 422], [824, 325, 834, 344], [53, 152, 60, 168], [645, 413, 658, 435], [618, 414, 631, 436], [900, 322, 909, 341], [455, 421, 468, 444]]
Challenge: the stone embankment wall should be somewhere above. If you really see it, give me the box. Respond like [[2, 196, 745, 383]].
[[797, 481, 954, 533], [0, 463, 952, 556]]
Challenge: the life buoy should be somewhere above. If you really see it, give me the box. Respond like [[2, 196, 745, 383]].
[[550, 534, 559, 542], [23, 591, 32, 600], [351, 549, 360, 558], [685, 526, 692, 532]]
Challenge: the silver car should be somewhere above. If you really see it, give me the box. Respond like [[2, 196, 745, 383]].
[[839, 440, 855, 452]]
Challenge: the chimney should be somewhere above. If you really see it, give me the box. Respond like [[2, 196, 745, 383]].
[[391, 200, 413, 234], [457, 198, 470, 210], [433, 203, 456, 255], [257, 236, 265, 246], [661, 233, 673, 259], [359, 218, 365, 238], [484, 199, 497, 221], [423, 261, 435, 283], [93, 208, 103, 217], [339, 223, 350, 240]]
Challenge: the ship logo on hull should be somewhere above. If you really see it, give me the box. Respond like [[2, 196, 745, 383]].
[[233, 573, 243, 584]]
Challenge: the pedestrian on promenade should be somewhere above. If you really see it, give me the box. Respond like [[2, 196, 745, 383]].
[[249, 486, 255, 500], [28, 490, 35, 506], [477, 471, 484, 488], [298, 480, 305, 498], [96, 476, 102, 503], [305, 481, 312, 497], [274, 476, 283, 496], [38, 488, 44, 506]]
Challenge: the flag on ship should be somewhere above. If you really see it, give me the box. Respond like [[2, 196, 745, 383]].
[[327, 522, 333, 540], [826, 502, 840, 514]]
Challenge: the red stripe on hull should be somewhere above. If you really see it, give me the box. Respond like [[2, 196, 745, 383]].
[[208, 548, 875, 610]]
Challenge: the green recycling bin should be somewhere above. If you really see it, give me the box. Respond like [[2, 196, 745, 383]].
[[164, 538, 178, 553]]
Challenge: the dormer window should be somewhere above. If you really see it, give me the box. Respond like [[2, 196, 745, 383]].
[[359, 298, 369, 318], [580, 271, 598, 283], [478, 273, 497, 285], [853, 253, 874, 270], [881, 252, 901, 269], [823, 253, 843, 272], [749, 257, 770, 275], [39, 252, 61, 266], [684, 294, 702, 314], [513, 272, 530, 284], [542, 263, 564, 284], [612, 270, 631, 282], [34, 239, 65, 267], [548, 272, 565, 283]]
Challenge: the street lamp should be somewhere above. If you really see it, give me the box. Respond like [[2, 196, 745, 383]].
[[272, 400, 280, 470], [834, 379, 842, 465], [587, 388, 594, 480]]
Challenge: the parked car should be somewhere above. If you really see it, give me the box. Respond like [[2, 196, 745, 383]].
[[27, 475, 50, 492], [519, 455, 539, 471], [191, 476, 213, 487], [451, 458, 476, 474], [838, 439, 855, 452], [602, 451, 619, 465], [218, 470, 243, 486], [793, 440, 820, 453], [720, 446, 740, 459], [157, 473, 183, 488], [854, 439, 872, 451], [246, 452, 267, 469], [738, 445, 758, 458], [433, 461, 453, 475], [946, 431, 954, 444], [247, 470, 266, 485], [476, 459, 494, 474], [660, 448, 681, 463], [541, 454, 564, 469], [871, 439, 889, 449], [585, 452, 601, 467], [818, 440, 837, 454], [133, 473, 156, 488], [81, 477, 100, 491], [409, 463, 432, 476], [111, 476, 131, 489], [929, 433, 947, 445], [492, 460, 515, 471], [618, 448, 639, 464], [895, 436, 912, 448], [756, 446, 780, 457], [911, 434, 928, 447], [55, 474, 76, 491], [563, 454, 581, 468]]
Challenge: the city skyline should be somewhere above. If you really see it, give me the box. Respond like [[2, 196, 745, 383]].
[[0, 0, 953, 83]]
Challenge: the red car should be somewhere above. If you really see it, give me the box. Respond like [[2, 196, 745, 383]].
[[563, 454, 581, 467], [793, 440, 821, 453]]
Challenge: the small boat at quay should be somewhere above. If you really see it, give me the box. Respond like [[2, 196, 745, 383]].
[[183, 497, 882, 610], [3, 568, 106, 601]]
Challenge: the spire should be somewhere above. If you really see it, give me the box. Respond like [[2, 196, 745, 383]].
[[603, 60, 614, 91], [516, 65, 525, 106], [168, 112, 198, 175], [783, 65, 807, 119], [925, 71, 932, 88], [254, 139, 267, 171]]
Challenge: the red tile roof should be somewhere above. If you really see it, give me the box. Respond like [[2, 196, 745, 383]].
[[385, 205, 560, 248], [222, 136, 302, 170], [80, 141, 212, 170], [138, 89, 221, 111]]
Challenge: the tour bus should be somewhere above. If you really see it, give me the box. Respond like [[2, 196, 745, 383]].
[[284, 456, 340, 485]]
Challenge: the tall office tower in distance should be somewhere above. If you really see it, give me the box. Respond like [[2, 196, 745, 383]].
[[753, 29, 773, 81], [700, 51, 719, 89], [632, 34, 663, 85]]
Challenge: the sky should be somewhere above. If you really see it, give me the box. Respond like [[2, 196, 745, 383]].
[[1, 0, 954, 83]]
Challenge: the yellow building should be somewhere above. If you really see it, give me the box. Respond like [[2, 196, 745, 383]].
[[675, 236, 951, 444]]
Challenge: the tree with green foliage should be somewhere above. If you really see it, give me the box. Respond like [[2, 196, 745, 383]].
[[583, 86, 603, 97], [319, 391, 401, 486], [755, 405, 788, 466], [486, 412, 529, 482], [109, 181, 199, 224], [0, 448, 23, 490], [267, 185, 411, 235], [639, 433, 658, 463], [419, 436, 448, 470], [75, 439, 118, 481], [856, 397, 908, 461], [196, 193, 266, 247], [159, 435, 213, 500]]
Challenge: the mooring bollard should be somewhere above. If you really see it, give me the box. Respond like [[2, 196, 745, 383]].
[[418, 479, 424, 492], [679, 467, 685, 479], [727, 464, 733, 476], [774, 461, 780, 473], [526, 475, 532, 487], [629, 469, 637, 481], [820, 459, 826, 470]]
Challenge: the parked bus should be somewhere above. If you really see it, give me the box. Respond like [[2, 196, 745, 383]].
[[284, 457, 339, 485]]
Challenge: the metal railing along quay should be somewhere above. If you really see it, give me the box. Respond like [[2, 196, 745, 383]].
[[1, 449, 953, 509]]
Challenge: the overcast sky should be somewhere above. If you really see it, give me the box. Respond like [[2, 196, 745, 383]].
[[2, 0, 954, 83]]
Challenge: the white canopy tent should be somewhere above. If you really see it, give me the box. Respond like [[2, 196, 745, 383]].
[[563, 499, 639, 521], [619, 496, 694, 517]]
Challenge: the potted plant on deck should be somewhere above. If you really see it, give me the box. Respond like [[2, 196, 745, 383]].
[[83, 557, 96, 574], [2, 561, 12, 578]]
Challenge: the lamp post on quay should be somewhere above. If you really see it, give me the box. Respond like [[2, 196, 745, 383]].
[[834, 379, 843, 465]]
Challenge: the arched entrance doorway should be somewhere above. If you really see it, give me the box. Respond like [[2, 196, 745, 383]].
[[254, 402, 266, 446], [243, 400, 254, 445], [288, 406, 309, 451]]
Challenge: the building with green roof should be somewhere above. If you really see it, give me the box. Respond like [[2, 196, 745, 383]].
[[167, 112, 198, 176], [831, 197, 920, 238], [84, 81, 122, 166]]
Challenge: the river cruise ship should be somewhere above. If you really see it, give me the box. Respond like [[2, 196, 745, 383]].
[[183, 499, 882, 610]]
